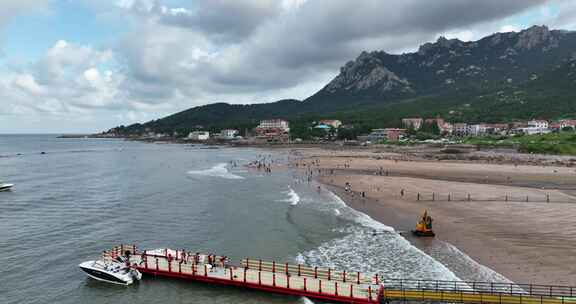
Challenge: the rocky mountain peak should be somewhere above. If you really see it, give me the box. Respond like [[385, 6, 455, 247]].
[[325, 51, 411, 94], [418, 36, 463, 55], [515, 25, 558, 50]]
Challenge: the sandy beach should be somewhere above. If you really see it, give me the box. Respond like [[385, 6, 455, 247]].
[[292, 147, 576, 285]]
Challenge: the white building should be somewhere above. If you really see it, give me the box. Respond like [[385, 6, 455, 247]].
[[219, 129, 238, 139], [402, 118, 423, 130], [528, 120, 549, 129], [187, 131, 210, 141], [257, 119, 290, 132], [525, 120, 550, 135], [452, 123, 468, 136], [466, 124, 482, 136], [560, 120, 576, 129]]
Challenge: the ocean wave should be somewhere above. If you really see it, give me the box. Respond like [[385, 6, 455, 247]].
[[299, 297, 315, 304], [279, 186, 301, 205], [293, 189, 462, 282], [297, 225, 462, 281], [325, 191, 394, 232], [186, 163, 244, 180]]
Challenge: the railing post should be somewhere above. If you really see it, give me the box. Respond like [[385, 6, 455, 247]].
[[319, 280, 322, 293], [368, 285, 372, 301], [314, 266, 318, 278], [298, 264, 301, 276], [343, 271, 346, 282], [304, 278, 307, 291], [287, 275, 290, 288], [468, 193, 471, 201], [273, 273, 276, 287], [357, 271, 360, 284], [350, 284, 353, 298], [328, 268, 331, 280], [335, 282, 338, 296], [417, 193, 420, 201]]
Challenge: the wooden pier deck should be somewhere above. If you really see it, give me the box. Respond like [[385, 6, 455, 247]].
[[105, 245, 576, 304]]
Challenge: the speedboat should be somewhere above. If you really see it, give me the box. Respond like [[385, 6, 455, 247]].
[[0, 183, 14, 192], [79, 256, 142, 285]]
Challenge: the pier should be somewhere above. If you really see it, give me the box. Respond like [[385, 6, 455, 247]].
[[107, 245, 576, 304]]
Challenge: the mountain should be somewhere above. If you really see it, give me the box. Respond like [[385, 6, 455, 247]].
[[110, 25, 576, 136], [307, 25, 576, 105]]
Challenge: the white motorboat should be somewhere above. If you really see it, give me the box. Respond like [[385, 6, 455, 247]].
[[0, 183, 14, 191], [79, 256, 142, 285]]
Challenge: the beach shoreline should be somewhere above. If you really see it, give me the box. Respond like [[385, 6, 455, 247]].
[[290, 147, 576, 286]]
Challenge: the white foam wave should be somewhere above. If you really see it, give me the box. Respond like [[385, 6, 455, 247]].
[[298, 225, 462, 281], [325, 191, 394, 232], [299, 297, 315, 304], [280, 186, 301, 205], [186, 163, 244, 179], [294, 253, 306, 264], [293, 189, 462, 282]]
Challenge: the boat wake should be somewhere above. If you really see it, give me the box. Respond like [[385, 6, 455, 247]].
[[186, 163, 244, 180]]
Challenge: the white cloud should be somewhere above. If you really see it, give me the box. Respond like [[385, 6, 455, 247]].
[[1, 0, 566, 133]]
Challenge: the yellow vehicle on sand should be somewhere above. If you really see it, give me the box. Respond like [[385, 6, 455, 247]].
[[412, 210, 435, 237]]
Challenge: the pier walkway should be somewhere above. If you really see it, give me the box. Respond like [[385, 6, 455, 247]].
[[107, 245, 576, 304]]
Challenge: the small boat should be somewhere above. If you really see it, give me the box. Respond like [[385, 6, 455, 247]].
[[79, 256, 142, 285], [0, 183, 14, 191]]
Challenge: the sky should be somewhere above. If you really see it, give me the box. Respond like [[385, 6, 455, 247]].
[[0, 0, 575, 133]]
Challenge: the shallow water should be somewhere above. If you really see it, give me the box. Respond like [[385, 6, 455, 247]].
[[0, 135, 507, 304]]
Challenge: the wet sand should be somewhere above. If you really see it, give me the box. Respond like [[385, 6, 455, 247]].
[[293, 148, 576, 286]]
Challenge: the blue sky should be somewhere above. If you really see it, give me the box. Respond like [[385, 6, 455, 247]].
[[0, 0, 574, 133]]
